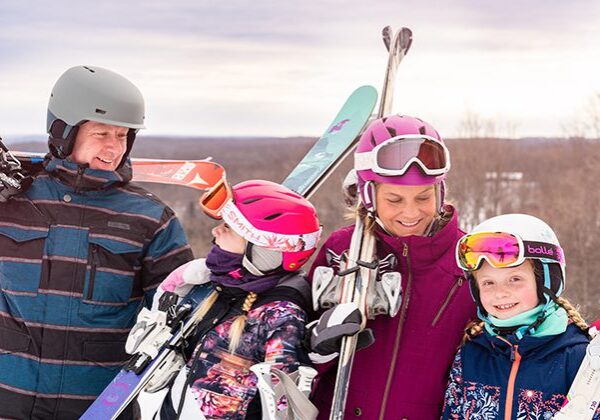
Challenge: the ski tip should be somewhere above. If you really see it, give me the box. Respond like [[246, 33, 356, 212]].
[[382, 26, 392, 51], [355, 85, 378, 94], [400, 27, 413, 53]]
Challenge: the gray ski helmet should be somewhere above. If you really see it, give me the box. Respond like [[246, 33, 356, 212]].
[[47, 65, 145, 161]]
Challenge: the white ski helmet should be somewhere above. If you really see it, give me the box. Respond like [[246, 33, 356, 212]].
[[458, 214, 566, 316], [47, 65, 146, 164]]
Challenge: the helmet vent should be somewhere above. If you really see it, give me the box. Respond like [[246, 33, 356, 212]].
[[419, 126, 426, 135], [387, 127, 397, 137], [264, 212, 282, 220], [83, 66, 96, 73], [242, 197, 262, 204], [95, 108, 107, 115]]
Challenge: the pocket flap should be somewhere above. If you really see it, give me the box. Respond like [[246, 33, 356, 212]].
[[0, 326, 31, 353], [0, 225, 48, 243], [89, 234, 144, 255]]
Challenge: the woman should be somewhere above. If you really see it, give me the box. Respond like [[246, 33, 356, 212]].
[[308, 115, 476, 419]]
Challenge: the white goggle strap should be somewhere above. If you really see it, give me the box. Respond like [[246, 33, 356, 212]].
[[354, 151, 375, 171], [221, 201, 322, 253]]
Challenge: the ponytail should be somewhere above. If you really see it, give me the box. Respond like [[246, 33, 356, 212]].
[[460, 320, 486, 346], [190, 290, 220, 324], [228, 292, 258, 353], [553, 296, 589, 334]]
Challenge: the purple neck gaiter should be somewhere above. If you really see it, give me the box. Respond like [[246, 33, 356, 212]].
[[205, 245, 282, 293]]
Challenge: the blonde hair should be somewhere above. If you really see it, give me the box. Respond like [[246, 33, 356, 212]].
[[189, 290, 260, 354], [228, 292, 258, 353], [345, 202, 376, 231], [555, 296, 588, 333], [460, 296, 590, 345]]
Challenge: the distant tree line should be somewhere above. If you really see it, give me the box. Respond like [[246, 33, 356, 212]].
[[14, 135, 600, 320]]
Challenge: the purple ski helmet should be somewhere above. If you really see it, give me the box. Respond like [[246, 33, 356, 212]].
[[354, 114, 450, 213]]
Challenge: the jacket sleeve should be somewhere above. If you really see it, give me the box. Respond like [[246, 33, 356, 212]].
[[141, 207, 194, 307], [262, 303, 308, 373], [442, 349, 464, 420]]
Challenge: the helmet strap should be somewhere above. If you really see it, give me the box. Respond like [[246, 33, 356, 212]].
[[436, 182, 446, 214], [48, 119, 80, 159], [242, 243, 266, 276], [374, 216, 392, 235], [361, 180, 376, 213], [117, 129, 137, 170]]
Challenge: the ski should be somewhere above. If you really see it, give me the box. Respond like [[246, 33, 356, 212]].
[[554, 331, 600, 420], [125, 158, 225, 190], [379, 27, 412, 119], [80, 283, 215, 420], [382, 25, 392, 52], [327, 26, 413, 420], [11, 152, 225, 191], [80, 84, 378, 419], [282, 84, 378, 198]]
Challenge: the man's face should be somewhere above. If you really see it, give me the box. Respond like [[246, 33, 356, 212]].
[[70, 121, 129, 171]]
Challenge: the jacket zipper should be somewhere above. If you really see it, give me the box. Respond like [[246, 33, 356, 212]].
[[431, 276, 464, 327], [87, 244, 98, 301], [502, 340, 521, 420], [75, 166, 85, 193], [379, 243, 412, 420]]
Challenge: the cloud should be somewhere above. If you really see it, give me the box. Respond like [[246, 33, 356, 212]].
[[1, 0, 599, 137]]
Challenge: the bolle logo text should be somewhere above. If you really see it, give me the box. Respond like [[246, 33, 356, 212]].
[[527, 244, 554, 257]]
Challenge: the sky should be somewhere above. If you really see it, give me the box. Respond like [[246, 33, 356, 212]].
[[1, 0, 599, 140]]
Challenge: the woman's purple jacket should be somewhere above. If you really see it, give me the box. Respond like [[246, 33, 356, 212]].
[[308, 207, 476, 420]]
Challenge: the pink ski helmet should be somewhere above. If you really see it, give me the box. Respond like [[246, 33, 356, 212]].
[[354, 114, 450, 212], [220, 180, 322, 272]]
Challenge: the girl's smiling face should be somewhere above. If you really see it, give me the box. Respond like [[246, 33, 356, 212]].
[[474, 260, 540, 319]]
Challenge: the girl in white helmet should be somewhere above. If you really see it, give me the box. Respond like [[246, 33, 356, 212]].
[[443, 213, 599, 419]]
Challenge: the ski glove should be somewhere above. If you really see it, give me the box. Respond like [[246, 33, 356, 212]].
[[309, 302, 375, 359]]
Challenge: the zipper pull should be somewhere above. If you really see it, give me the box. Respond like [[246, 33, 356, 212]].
[[510, 345, 519, 361], [90, 243, 98, 258], [75, 166, 86, 192], [402, 243, 408, 257]]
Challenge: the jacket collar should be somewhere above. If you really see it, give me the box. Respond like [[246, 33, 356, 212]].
[[44, 156, 132, 191], [471, 323, 589, 360]]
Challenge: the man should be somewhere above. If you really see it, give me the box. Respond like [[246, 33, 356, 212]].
[[0, 66, 194, 419]]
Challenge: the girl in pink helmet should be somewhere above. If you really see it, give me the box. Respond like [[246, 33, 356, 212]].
[[308, 115, 476, 419], [134, 180, 321, 419]]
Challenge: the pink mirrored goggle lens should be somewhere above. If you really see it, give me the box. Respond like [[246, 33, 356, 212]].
[[458, 232, 522, 270]]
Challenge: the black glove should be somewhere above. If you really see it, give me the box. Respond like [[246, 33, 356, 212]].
[[309, 303, 375, 357]]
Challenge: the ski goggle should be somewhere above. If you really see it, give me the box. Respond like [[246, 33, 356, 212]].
[[354, 134, 450, 176], [199, 177, 233, 219], [456, 231, 564, 271]]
